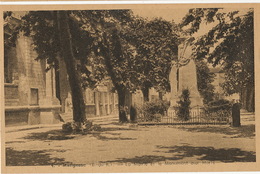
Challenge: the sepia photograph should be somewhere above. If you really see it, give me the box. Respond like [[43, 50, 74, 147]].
[[1, 3, 259, 173]]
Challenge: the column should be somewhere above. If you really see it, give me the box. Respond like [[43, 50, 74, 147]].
[[44, 65, 53, 105], [111, 93, 114, 113], [107, 92, 111, 114], [44, 67, 60, 105], [95, 92, 100, 116], [101, 92, 106, 115], [114, 93, 118, 113], [58, 57, 70, 113]]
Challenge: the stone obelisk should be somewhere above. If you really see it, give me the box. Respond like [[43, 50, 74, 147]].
[[168, 38, 203, 116]]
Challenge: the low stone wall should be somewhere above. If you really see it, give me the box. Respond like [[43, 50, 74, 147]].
[[5, 105, 61, 126]]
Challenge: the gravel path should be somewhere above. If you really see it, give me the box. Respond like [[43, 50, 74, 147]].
[[5, 112, 256, 166]]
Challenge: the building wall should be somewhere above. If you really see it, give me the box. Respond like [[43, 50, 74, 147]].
[[61, 87, 119, 119], [17, 35, 46, 105], [4, 34, 61, 126]]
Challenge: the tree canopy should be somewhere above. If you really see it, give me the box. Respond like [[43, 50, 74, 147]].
[[181, 8, 254, 111], [125, 17, 179, 101]]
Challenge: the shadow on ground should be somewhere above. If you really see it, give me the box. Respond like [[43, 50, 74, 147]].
[[6, 147, 72, 166], [102, 155, 168, 164], [177, 124, 255, 139], [6, 141, 26, 144], [158, 145, 256, 162], [91, 132, 137, 141], [103, 145, 256, 164], [100, 127, 139, 132], [21, 129, 75, 141], [21, 125, 138, 142], [89, 126, 138, 141]]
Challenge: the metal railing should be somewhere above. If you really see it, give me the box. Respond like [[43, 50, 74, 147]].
[[138, 108, 231, 125]]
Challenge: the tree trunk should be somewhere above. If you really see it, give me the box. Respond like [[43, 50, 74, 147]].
[[250, 86, 255, 112], [117, 88, 128, 123], [142, 86, 149, 102], [57, 11, 86, 123], [98, 31, 128, 123], [246, 85, 255, 112], [241, 87, 247, 110]]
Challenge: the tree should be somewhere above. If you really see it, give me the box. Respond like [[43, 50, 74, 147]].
[[125, 17, 179, 101], [196, 60, 216, 104], [56, 11, 86, 125], [7, 10, 138, 123], [75, 10, 139, 122], [21, 10, 146, 123], [18, 11, 98, 124], [181, 8, 254, 111]]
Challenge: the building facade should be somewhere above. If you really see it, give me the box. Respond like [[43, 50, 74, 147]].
[[4, 15, 119, 126], [4, 31, 61, 126]]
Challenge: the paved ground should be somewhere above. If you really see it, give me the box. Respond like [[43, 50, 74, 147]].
[[5, 111, 256, 166]]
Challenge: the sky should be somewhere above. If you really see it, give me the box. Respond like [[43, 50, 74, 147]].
[[13, 8, 250, 40], [132, 8, 250, 39], [132, 8, 189, 23]]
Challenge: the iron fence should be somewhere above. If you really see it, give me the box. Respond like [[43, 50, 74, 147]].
[[138, 108, 232, 125]]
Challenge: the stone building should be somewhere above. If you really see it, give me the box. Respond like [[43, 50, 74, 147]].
[[4, 14, 118, 126], [4, 29, 61, 126], [59, 64, 119, 120]]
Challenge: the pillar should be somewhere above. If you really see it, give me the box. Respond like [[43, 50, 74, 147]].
[[114, 93, 117, 113], [45, 67, 52, 103], [58, 57, 70, 113], [101, 92, 106, 115], [95, 92, 100, 116], [39, 64, 61, 124], [107, 92, 111, 114]]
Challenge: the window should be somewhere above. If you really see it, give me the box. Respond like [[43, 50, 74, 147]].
[[30, 88, 39, 105], [4, 46, 13, 83]]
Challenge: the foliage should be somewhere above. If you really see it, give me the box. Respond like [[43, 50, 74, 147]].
[[176, 89, 191, 121], [62, 120, 101, 133], [181, 9, 254, 95], [21, 11, 103, 87], [196, 60, 216, 104], [181, 8, 254, 111], [62, 122, 73, 133], [206, 99, 232, 112], [76, 10, 139, 122], [180, 8, 219, 35], [125, 18, 179, 98], [75, 10, 138, 91], [15, 10, 139, 123], [84, 120, 102, 131], [4, 12, 20, 48], [204, 99, 232, 122], [139, 100, 169, 122]]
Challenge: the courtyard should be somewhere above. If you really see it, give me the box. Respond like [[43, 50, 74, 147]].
[[5, 111, 256, 166]]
